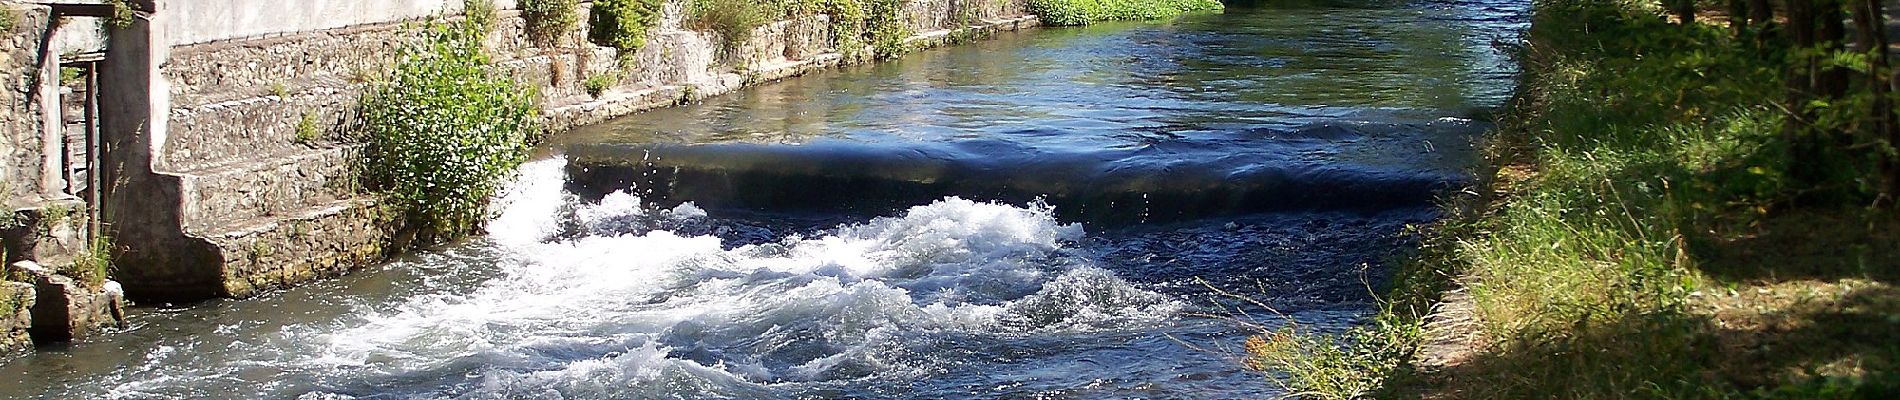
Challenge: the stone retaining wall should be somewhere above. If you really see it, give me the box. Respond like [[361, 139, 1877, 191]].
[[0, 1, 130, 354], [98, 0, 1036, 303]]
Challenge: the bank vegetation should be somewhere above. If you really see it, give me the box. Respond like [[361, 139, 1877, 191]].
[[1249, 0, 1900, 398]]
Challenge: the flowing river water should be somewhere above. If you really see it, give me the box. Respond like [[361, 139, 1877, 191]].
[[1, 1, 1525, 398]]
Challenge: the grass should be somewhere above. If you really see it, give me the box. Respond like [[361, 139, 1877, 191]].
[[1027, 0, 1222, 26], [1247, 1, 1900, 398], [65, 234, 111, 289]]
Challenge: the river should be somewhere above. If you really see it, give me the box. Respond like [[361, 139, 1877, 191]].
[[0, 1, 1525, 398]]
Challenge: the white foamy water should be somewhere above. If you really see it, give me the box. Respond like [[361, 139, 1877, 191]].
[[235, 157, 1184, 398]]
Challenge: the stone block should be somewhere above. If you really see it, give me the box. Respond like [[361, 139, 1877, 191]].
[[0, 281, 33, 354], [9, 261, 125, 343]]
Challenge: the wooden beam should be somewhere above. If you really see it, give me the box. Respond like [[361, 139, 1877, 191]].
[[45, 3, 119, 19]]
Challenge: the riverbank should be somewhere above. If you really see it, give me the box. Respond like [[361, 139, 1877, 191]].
[[1250, 1, 1900, 398]]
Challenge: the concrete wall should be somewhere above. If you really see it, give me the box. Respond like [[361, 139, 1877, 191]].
[[1, 2, 57, 205], [167, 0, 520, 46]]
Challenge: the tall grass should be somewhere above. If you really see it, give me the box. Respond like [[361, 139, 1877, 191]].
[[1246, 0, 1831, 397]]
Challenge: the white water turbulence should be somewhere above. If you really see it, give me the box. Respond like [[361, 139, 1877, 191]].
[[272, 157, 1186, 398]]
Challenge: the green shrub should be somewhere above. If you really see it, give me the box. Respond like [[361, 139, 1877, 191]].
[[521, 0, 579, 47], [583, 72, 620, 98], [463, 0, 497, 30], [864, 0, 909, 58], [589, 0, 667, 53], [1026, 0, 1222, 26], [827, 0, 910, 60], [358, 17, 539, 241], [689, 0, 771, 59]]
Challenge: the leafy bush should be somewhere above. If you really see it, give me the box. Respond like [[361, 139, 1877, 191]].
[[826, 0, 911, 60], [589, 0, 667, 53], [583, 72, 620, 98], [463, 0, 496, 29], [521, 0, 579, 47], [689, 0, 771, 59], [1026, 0, 1222, 26], [358, 17, 539, 241]]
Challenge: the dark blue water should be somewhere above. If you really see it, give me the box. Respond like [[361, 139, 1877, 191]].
[[0, 2, 1525, 398]]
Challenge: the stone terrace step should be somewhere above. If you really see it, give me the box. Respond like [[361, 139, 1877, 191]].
[[162, 6, 574, 108], [193, 198, 392, 298], [163, 90, 360, 172], [175, 146, 359, 235]]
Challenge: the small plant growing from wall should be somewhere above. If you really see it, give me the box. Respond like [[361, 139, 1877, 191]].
[[104, 0, 134, 28], [357, 12, 539, 243], [522, 0, 579, 47], [294, 112, 321, 144], [67, 234, 112, 289], [583, 72, 620, 98], [589, 0, 667, 54]]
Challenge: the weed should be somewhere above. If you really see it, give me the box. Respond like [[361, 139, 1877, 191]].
[[66, 234, 111, 289], [294, 112, 320, 144], [583, 72, 620, 98]]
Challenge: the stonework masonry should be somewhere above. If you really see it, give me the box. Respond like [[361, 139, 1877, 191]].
[[91, 0, 1038, 311], [1, 1, 129, 353]]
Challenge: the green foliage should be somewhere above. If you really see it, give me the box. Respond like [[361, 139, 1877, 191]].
[[1246, 312, 1419, 399], [358, 15, 539, 241], [1026, 0, 1222, 26], [0, 7, 13, 32], [583, 72, 619, 98], [689, 0, 771, 59], [463, 0, 497, 30], [66, 234, 111, 289], [1251, 0, 1900, 397], [521, 0, 579, 47], [294, 112, 320, 144], [59, 67, 81, 83], [589, 0, 667, 53], [37, 203, 72, 236], [249, 239, 274, 262], [826, 0, 911, 60], [104, 0, 134, 29]]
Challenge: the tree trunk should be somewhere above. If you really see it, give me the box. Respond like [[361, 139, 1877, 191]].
[[1816, 0, 1850, 99], [1856, 0, 1898, 197], [1675, 0, 1699, 25], [1750, 0, 1777, 44], [1786, 0, 1826, 185]]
